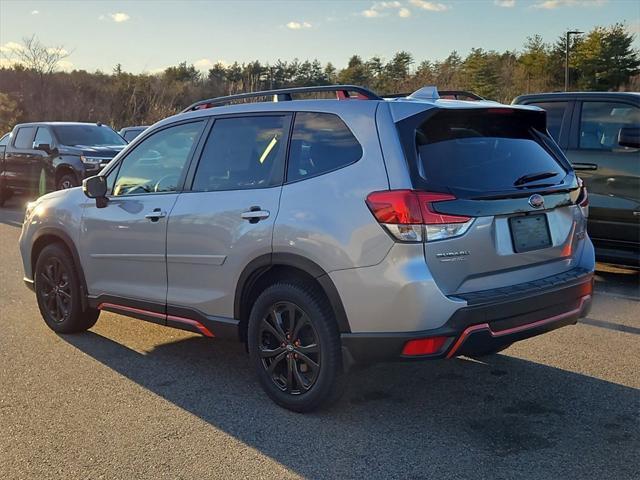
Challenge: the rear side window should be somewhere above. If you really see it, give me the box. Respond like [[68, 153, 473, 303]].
[[413, 109, 566, 193], [579, 101, 640, 150], [13, 127, 36, 149], [287, 112, 362, 182], [527, 101, 568, 141], [192, 116, 288, 191]]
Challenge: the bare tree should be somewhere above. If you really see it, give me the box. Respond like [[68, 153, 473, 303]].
[[1, 35, 73, 118], [7, 35, 71, 75]]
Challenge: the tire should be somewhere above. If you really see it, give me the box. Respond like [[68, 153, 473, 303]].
[[248, 282, 345, 412], [34, 243, 100, 333], [57, 173, 78, 190]]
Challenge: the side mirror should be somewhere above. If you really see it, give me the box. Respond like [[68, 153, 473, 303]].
[[82, 175, 108, 208], [618, 127, 640, 149], [33, 142, 53, 153]]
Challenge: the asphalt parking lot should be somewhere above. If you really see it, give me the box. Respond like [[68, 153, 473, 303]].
[[1, 197, 638, 480]]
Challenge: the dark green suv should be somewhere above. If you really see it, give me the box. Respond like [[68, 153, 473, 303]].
[[513, 92, 640, 267]]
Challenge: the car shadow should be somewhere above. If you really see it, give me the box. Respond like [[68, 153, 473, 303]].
[[0, 197, 27, 228], [62, 331, 640, 480], [595, 263, 639, 300]]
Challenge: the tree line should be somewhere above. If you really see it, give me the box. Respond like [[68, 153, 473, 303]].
[[0, 23, 637, 133]]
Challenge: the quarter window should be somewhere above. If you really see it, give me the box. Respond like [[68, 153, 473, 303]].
[[579, 101, 640, 150], [192, 116, 288, 191], [112, 121, 204, 196], [13, 127, 36, 149], [287, 112, 362, 182], [528, 102, 568, 142]]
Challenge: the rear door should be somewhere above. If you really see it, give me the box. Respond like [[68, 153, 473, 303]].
[[395, 106, 586, 295], [166, 114, 290, 321], [564, 100, 640, 250], [5, 126, 37, 193]]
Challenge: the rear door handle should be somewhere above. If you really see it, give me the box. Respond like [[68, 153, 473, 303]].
[[571, 162, 598, 171], [145, 208, 167, 222], [241, 206, 270, 223]]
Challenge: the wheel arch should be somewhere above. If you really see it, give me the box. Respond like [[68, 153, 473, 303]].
[[235, 253, 351, 341], [31, 227, 89, 309]]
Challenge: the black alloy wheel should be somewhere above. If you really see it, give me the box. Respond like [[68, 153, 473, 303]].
[[34, 243, 100, 333], [248, 282, 345, 412], [37, 256, 72, 324], [258, 301, 321, 394]]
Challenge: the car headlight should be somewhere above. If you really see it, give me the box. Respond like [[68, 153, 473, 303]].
[[80, 155, 105, 164], [25, 201, 38, 219]]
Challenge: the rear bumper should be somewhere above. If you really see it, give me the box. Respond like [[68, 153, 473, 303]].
[[340, 268, 593, 365]]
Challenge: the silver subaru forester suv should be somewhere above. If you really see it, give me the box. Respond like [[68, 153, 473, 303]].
[[19, 85, 594, 412]]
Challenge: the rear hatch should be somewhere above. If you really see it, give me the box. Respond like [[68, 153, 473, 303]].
[[394, 105, 587, 295]]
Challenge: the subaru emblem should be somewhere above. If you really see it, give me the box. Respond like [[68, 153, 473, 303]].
[[528, 194, 544, 209]]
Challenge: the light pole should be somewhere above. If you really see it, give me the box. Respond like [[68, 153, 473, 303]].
[[565, 30, 583, 91]]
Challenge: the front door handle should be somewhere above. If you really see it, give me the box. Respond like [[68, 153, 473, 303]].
[[241, 206, 270, 223], [571, 162, 598, 171], [145, 208, 167, 222]]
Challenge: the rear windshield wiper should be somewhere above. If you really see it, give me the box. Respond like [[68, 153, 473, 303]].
[[514, 171, 559, 186]]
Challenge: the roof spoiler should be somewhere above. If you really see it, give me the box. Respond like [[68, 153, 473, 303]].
[[385, 89, 484, 101]]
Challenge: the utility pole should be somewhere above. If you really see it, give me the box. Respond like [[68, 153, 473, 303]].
[[565, 30, 583, 91]]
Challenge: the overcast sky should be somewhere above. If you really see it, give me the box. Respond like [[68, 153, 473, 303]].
[[1, 0, 638, 73]]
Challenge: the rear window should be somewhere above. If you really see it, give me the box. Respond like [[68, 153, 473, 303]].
[[527, 101, 568, 141], [53, 125, 127, 147], [287, 112, 362, 182], [123, 129, 145, 142], [13, 127, 36, 149], [412, 109, 566, 193]]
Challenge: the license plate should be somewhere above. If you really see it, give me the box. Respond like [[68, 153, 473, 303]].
[[509, 214, 551, 253]]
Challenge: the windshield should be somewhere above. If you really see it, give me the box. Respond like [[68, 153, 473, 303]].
[[413, 109, 566, 193], [53, 125, 126, 147]]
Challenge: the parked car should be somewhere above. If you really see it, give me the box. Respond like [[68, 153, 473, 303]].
[[19, 85, 594, 412], [119, 125, 149, 142], [0, 132, 9, 160], [513, 92, 640, 267], [0, 122, 127, 206]]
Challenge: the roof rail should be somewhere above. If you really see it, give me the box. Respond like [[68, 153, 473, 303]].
[[182, 85, 382, 113], [384, 90, 484, 101]]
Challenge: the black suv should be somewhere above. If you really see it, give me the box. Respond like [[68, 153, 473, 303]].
[[0, 122, 126, 206], [513, 92, 640, 267]]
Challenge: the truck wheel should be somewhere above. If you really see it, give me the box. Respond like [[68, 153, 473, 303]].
[[34, 243, 100, 333], [57, 173, 78, 190], [248, 282, 345, 412]]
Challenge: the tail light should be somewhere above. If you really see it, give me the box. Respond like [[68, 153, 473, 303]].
[[402, 336, 450, 356], [576, 177, 589, 217], [366, 190, 474, 242]]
